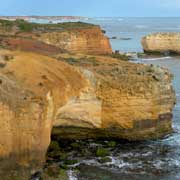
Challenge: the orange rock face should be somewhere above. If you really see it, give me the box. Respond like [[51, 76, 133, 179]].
[[37, 27, 112, 55], [52, 54, 176, 140], [0, 22, 176, 179], [0, 50, 176, 178], [0, 50, 87, 178]]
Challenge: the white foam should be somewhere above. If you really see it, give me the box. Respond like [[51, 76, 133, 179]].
[[117, 18, 124, 21], [140, 56, 171, 61], [68, 170, 78, 180]]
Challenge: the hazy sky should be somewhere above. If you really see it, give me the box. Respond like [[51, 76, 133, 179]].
[[1, 0, 180, 17]]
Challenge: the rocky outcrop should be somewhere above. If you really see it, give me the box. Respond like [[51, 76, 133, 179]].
[[0, 20, 176, 179], [52, 54, 176, 140], [0, 50, 87, 178], [0, 20, 112, 55], [0, 50, 176, 178], [36, 27, 112, 55], [142, 33, 180, 54]]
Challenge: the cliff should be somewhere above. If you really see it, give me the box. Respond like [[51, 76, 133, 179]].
[[0, 20, 176, 179], [52, 54, 176, 140], [0, 50, 87, 178], [0, 20, 112, 55], [36, 27, 112, 55], [0, 50, 175, 179], [142, 33, 180, 54]]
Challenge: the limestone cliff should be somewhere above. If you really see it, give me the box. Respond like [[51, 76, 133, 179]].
[[0, 50, 175, 178], [36, 27, 112, 55], [0, 50, 87, 178], [142, 33, 180, 54], [0, 20, 112, 55], [0, 20, 176, 179], [52, 54, 176, 140]]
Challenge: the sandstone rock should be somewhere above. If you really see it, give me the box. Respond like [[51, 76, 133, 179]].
[[36, 27, 112, 55], [0, 49, 176, 178], [0, 20, 112, 55], [142, 33, 180, 54], [0, 50, 87, 178], [52, 54, 176, 141]]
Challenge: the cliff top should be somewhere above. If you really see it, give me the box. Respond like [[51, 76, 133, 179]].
[[0, 50, 87, 108], [0, 19, 97, 33], [143, 32, 180, 39]]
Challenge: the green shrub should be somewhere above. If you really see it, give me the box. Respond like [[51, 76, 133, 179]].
[[110, 53, 129, 61], [107, 141, 116, 147], [96, 148, 109, 157], [18, 22, 33, 32]]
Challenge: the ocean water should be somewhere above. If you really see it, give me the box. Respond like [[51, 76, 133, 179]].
[[85, 17, 180, 52]]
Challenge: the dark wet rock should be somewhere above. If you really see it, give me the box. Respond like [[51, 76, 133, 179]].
[[77, 164, 158, 180], [64, 159, 78, 165], [30, 171, 42, 180], [98, 157, 112, 164]]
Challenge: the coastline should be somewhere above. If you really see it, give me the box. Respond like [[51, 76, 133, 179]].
[[0, 18, 178, 179]]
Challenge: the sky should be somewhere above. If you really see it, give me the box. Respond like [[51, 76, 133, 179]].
[[1, 0, 180, 17]]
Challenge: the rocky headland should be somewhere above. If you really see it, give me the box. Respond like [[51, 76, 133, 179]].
[[142, 33, 180, 55], [0, 19, 176, 179]]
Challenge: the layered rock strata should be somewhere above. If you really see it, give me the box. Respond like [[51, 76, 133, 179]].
[[0, 21, 176, 179], [52, 54, 176, 140], [0, 50, 176, 178], [36, 27, 112, 55], [0, 50, 87, 178], [142, 33, 180, 54]]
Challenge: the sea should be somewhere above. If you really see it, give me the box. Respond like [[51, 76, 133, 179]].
[[33, 17, 180, 180]]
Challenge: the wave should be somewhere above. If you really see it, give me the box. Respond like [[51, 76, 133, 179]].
[[135, 25, 148, 29], [93, 17, 124, 21], [117, 18, 124, 21], [139, 56, 171, 61], [68, 170, 78, 180]]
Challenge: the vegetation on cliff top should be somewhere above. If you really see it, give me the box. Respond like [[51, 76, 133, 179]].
[[0, 19, 97, 32]]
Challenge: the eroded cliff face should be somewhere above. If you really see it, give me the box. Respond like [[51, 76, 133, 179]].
[[52, 54, 176, 140], [142, 33, 180, 54], [0, 21, 176, 179], [36, 27, 112, 55], [0, 50, 176, 178], [0, 50, 87, 178], [0, 20, 112, 55]]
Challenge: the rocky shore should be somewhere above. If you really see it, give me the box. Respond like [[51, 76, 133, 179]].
[[0, 20, 176, 179]]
